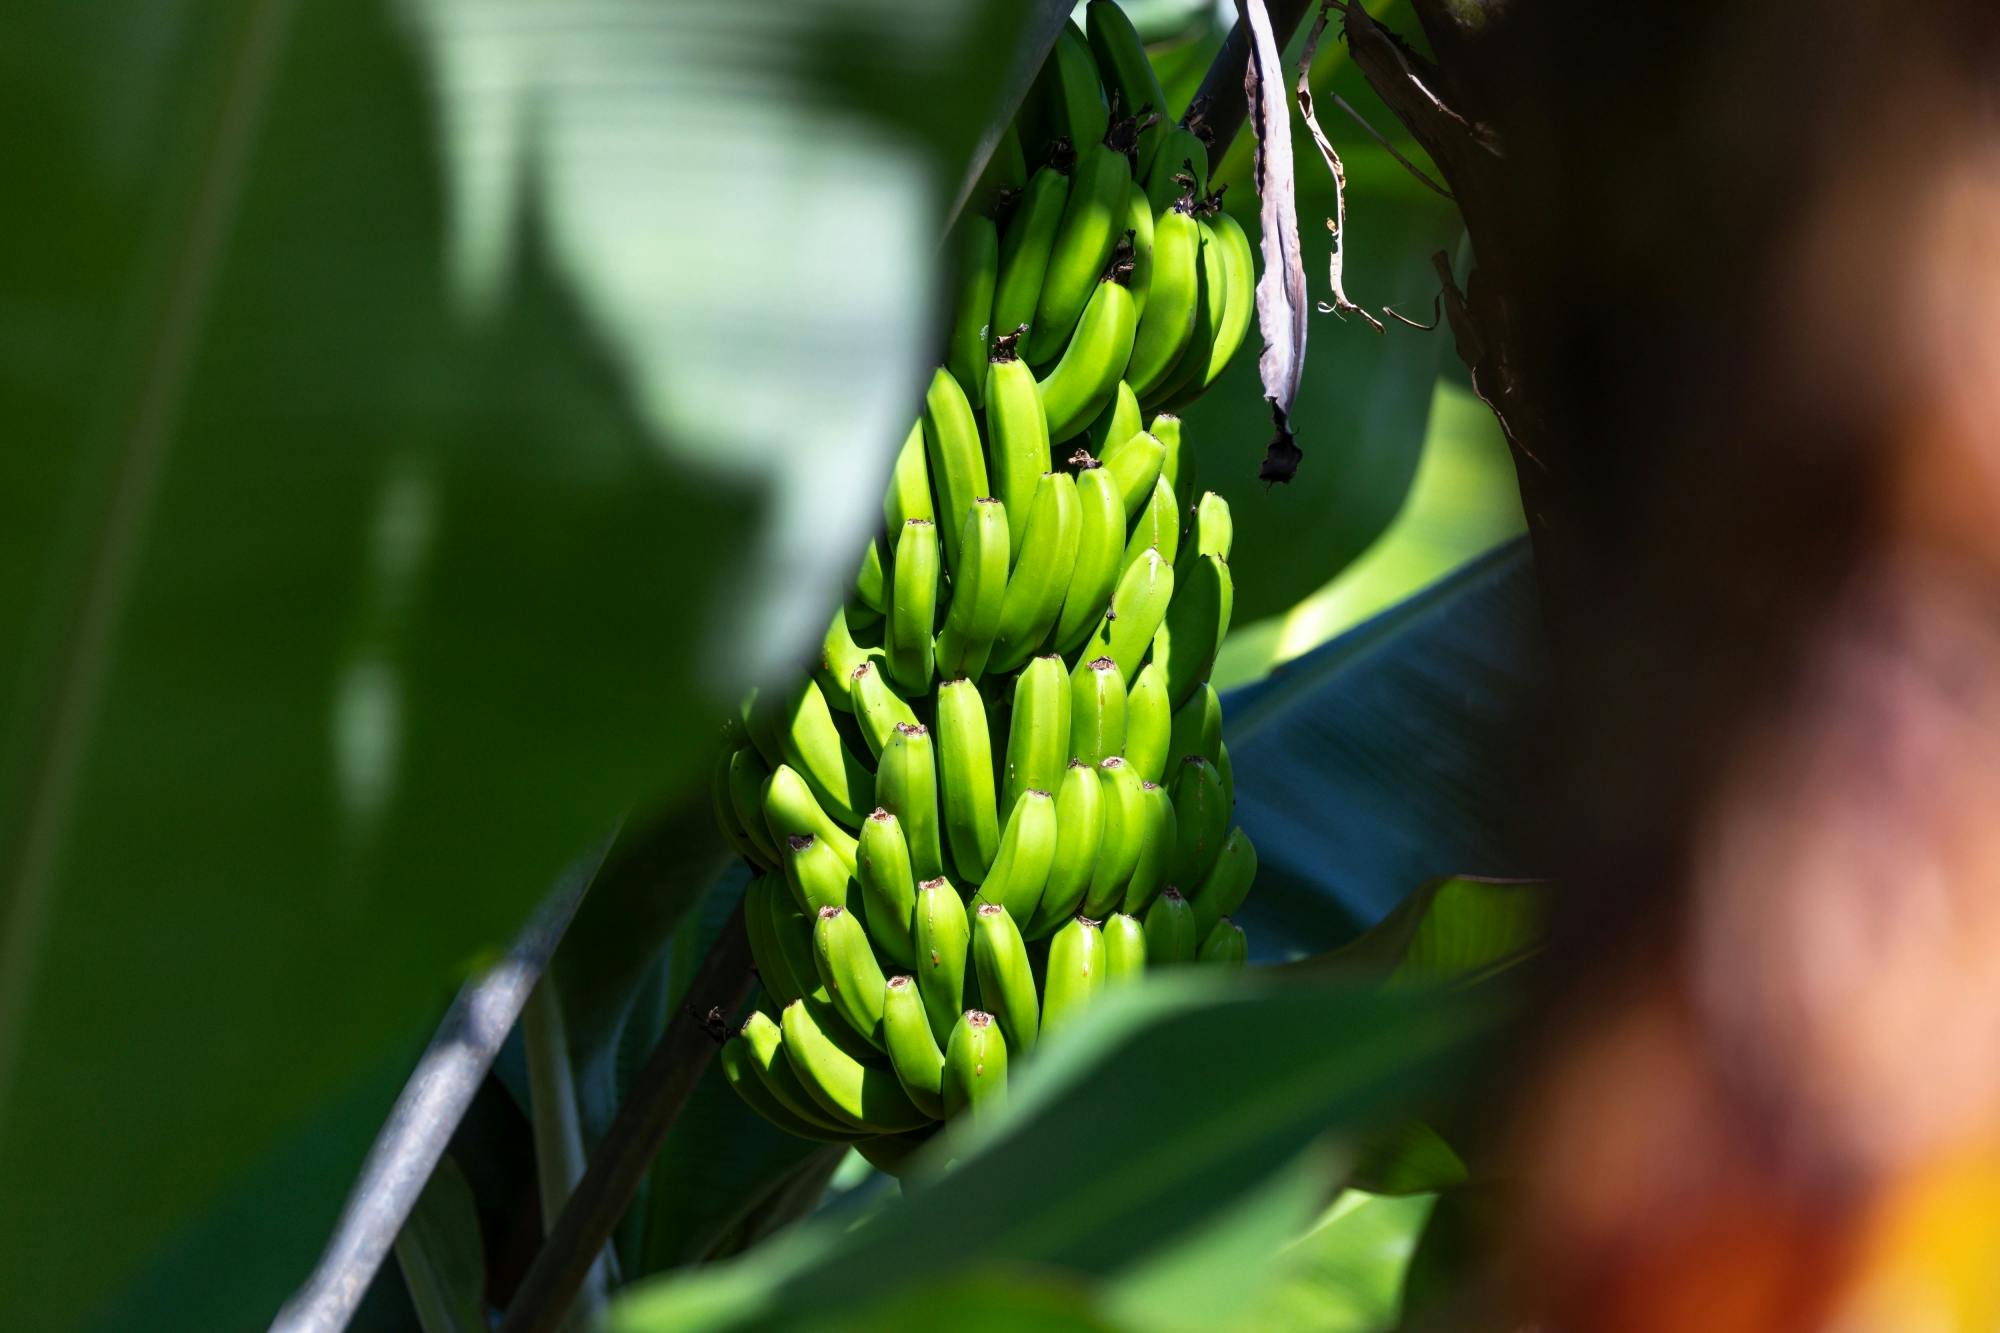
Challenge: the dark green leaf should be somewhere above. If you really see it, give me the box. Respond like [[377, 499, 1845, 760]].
[[1229, 1189, 1437, 1333], [394, 1154, 488, 1333]]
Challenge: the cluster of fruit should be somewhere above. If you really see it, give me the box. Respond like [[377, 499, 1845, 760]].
[[709, 1, 1259, 1156]]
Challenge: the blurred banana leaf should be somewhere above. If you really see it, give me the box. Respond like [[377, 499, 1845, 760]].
[[0, 0, 1052, 1324], [607, 973, 1499, 1331], [392, 1154, 488, 1333], [1229, 1189, 1438, 1333]]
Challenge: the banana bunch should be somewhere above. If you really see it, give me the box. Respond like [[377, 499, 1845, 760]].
[[709, 1, 1258, 1157]]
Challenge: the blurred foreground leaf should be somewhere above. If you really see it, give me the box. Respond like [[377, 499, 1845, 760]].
[[393, 1154, 488, 1333]]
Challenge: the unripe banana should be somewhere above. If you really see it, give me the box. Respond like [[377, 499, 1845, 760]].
[[854, 1131, 934, 1178], [1142, 885, 1197, 965], [1170, 755, 1231, 889], [720, 1034, 861, 1142], [1123, 661, 1173, 783], [1041, 913, 1106, 1038], [1102, 912, 1148, 981], [1096, 427, 1167, 519], [1028, 760, 1106, 936], [740, 1011, 864, 1136], [1125, 202, 1202, 396], [814, 904, 889, 1048], [885, 518, 940, 695], [1086, 0, 1170, 180], [770, 676, 873, 826], [1151, 412, 1196, 521], [1032, 137, 1133, 363], [884, 420, 934, 532], [1121, 474, 1181, 576], [1082, 755, 1149, 918], [935, 677, 1000, 884], [727, 748, 780, 864], [972, 121, 1029, 214], [852, 537, 887, 617], [857, 809, 918, 970], [988, 472, 1082, 674], [779, 999, 929, 1134], [762, 764, 859, 869], [1037, 257, 1139, 441], [1030, 24, 1110, 166], [816, 606, 879, 713], [946, 214, 999, 408], [1216, 738, 1235, 811], [1144, 212, 1225, 410], [784, 833, 853, 916], [1119, 778, 1177, 916], [984, 338, 1052, 566], [1053, 463, 1128, 656], [1167, 682, 1223, 769], [741, 687, 785, 772], [923, 366, 988, 574], [711, 745, 765, 867], [1144, 125, 1210, 214], [1153, 552, 1232, 710], [1081, 546, 1175, 680], [881, 975, 947, 1119], [850, 660, 919, 760], [1178, 492, 1232, 574], [992, 158, 1071, 360], [912, 877, 970, 1046], [762, 895, 879, 1067], [971, 902, 1040, 1053], [1189, 825, 1256, 942], [876, 722, 943, 882], [1197, 917, 1248, 969], [942, 1009, 1009, 1120], [933, 497, 1010, 681], [1124, 180, 1154, 319], [1197, 209, 1257, 391], [744, 872, 804, 1005], [1001, 654, 1071, 821], [1068, 654, 1127, 765], [1085, 378, 1143, 455], [977, 786, 1057, 924]]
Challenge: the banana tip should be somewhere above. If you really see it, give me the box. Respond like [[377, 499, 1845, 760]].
[[818, 904, 844, 920], [963, 1009, 995, 1029], [787, 834, 815, 851]]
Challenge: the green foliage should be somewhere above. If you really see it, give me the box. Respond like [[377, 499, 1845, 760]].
[[393, 1155, 488, 1333]]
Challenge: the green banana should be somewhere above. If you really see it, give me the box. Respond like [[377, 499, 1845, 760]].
[[1085, 378, 1143, 455], [984, 337, 1052, 566], [850, 659, 919, 759], [816, 605, 879, 713], [856, 809, 918, 970], [942, 1009, 1009, 1120], [1031, 129, 1132, 363], [1170, 755, 1231, 890], [1102, 911, 1148, 981], [780, 1000, 929, 1134], [1119, 778, 1177, 916], [1217, 738, 1235, 811], [1190, 490, 1231, 560], [1189, 825, 1256, 941], [762, 764, 858, 869], [1121, 474, 1181, 576], [1167, 682, 1223, 768], [770, 676, 872, 826], [1037, 252, 1139, 440], [885, 517, 940, 695], [881, 975, 947, 1118], [727, 747, 780, 863], [1197, 208, 1257, 391], [1082, 755, 1149, 918], [852, 537, 887, 616], [1080, 546, 1175, 679], [1123, 660, 1173, 783], [977, 786, 1057, 924], [1143, 885, 1197, 965], [784, 833, 853, 916], [1086, 0, 1169, 179], [988, 471, 1082, 673], [1152, 551, 1232, 709], [762, 894, 880, 1067], [1124, 180, 1154, 319], [1001, 654, 1071, 821], [1041, 913, 1106, 1038], [922, 366, 988, 574], [740, 1011, 865, 1136], [745, 872, 804, 1005], [1152, 412, 1196, 518], [1096, 427, 1167, 519], [971, 902, 1039, 1053], [992, 158, 1071, 361], [935, 677, 1000, 883], [1068, 654, 1127, 764], [741, 687, 785, 771], [814, 904, 889, 1048], [884, 419, 934, 532], [876, 722, 943, 881], [972, 121, 1028, 213], [912, 877, 970, 1046], [1052, 463, 1128, 656], [1198, 917, 1248, 969], [1028, 760, 1106, 936], [1144, 212, 1225, 409], [1030, 23, 1110, 165], [712, 745, 765, 867], [946, 214, 999, 408], [1125, 201, 1202, 396], [720, 1033, 861, 1142], [933, 496, 1010, 680], [1144, 125, 1208, 212]]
